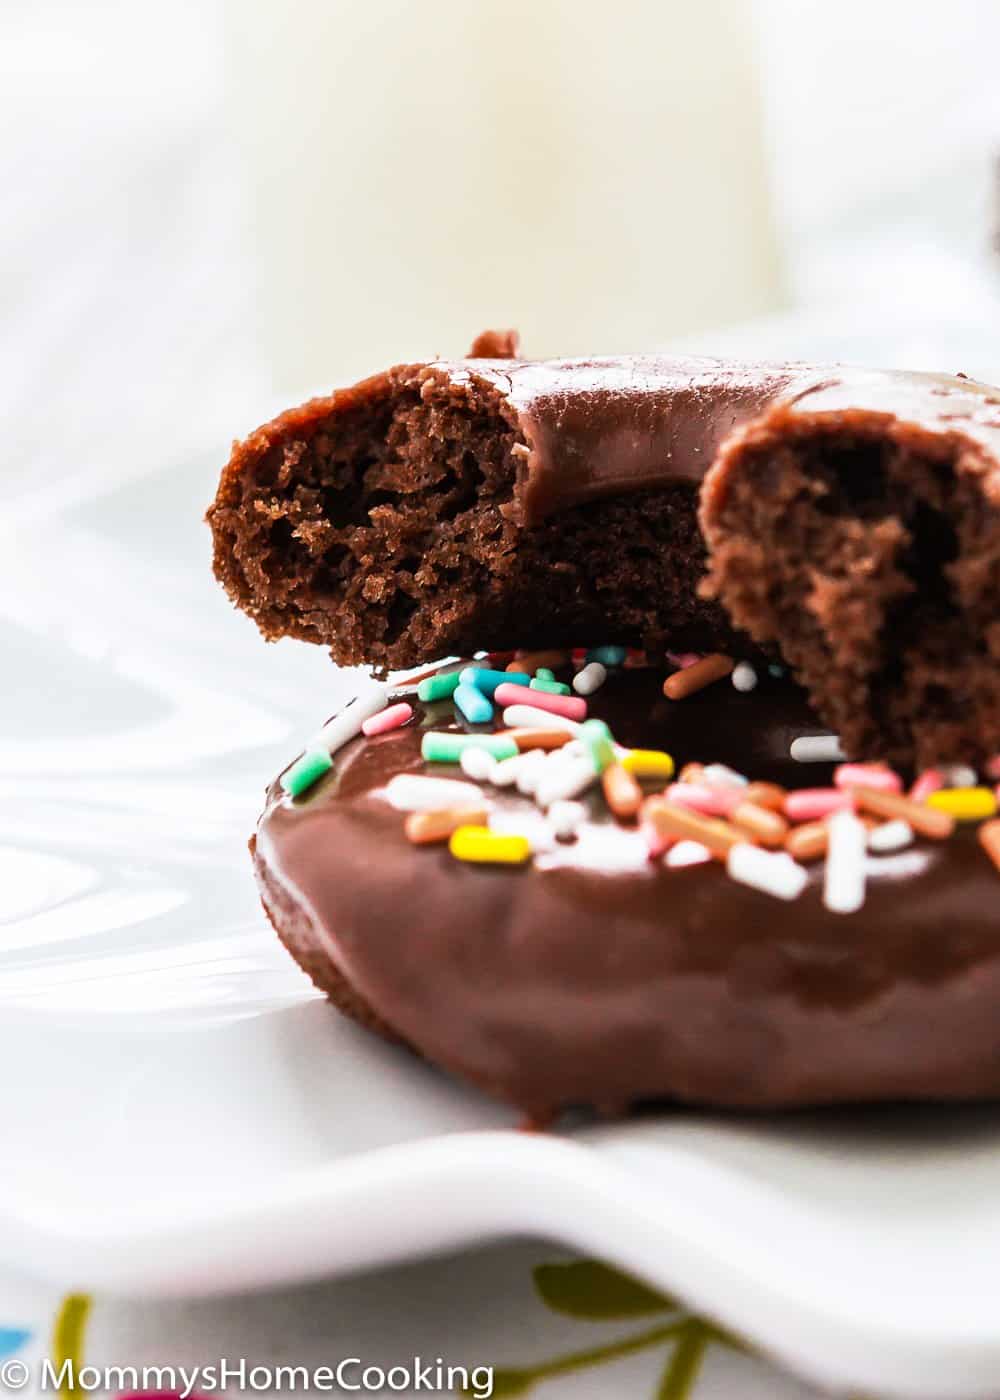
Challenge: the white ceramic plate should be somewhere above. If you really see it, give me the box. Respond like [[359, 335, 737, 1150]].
[[4, 447, 1000, 1400]]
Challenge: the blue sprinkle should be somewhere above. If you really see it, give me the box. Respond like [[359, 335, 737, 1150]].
[[768, 663, 786, 678], [586, 646, 627, 667], [459, 666, 530, 696], [454, 682, 495, 725]]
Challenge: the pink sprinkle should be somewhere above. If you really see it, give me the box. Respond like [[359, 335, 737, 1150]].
[[362, 702, 413, 736], [663, 783, 735, 817], [119, 1394, 211, 1400], [909, 768, 944, 803], [987, 755, 1000, 781], [785, 788, 853, 822], [666, 651, 701, 669], [493, 682, 587, 721], [834, 763, 902, 794]]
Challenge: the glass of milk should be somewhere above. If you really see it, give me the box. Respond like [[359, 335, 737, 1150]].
[[224, 0, 784, 393]]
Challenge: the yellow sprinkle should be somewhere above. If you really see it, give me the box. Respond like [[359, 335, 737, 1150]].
[[621, 749, 675, 780], [449, 825, 532, 864], [926, 787, 998, 821]]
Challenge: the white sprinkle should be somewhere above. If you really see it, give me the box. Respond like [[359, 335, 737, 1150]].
[[491, 753, 528, 787], [940, 763, 977, 789], [308, 682, 389, 754], [731, 662, 758, 693], [487, 807, 551, 850], [459, 746, 498, 782], [824, 810, 867, 913], [791, 734, 846, 763], [727, 843, 808, 900], [547, 799, 587, 839], [384, 773, 484, 811], [515, 749, 548, 795], [572, 661, 608, 696], [501, 704, 583, 735], [702, 763, 749, 790], [867, 819, 914, 853], [665, 840, 713, 868], [536, 754, 598, 808]]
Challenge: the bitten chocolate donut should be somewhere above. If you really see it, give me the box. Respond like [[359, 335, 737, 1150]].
[[208, 344, 1000, 766], [254, 662, 1000, 1117]]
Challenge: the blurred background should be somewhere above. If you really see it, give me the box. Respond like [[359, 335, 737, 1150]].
[[4, 0, 1000, 496]]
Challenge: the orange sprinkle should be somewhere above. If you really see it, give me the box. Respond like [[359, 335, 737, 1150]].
[[731, 799, 788, 848], [785, 820, 829, 861], [979, 819, 1000, 874], [662, 654, 734, 700], [602, 762, 643, 819], [404, 806, 488, 845], [509, 650, 569, 672], [641, 796, 743, 859], [850, 785, 955, 840], [505, 728, 574, 752], [678, 762, 706, 785], [743, 781, 787, 812]]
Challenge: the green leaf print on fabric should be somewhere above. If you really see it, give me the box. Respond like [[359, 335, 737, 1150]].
[[654, 1320, 711, 1399], [534, 1260, 677, 1320], [469, 1259, 742, 1399]]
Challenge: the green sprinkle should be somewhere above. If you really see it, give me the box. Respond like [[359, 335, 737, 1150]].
[[587, 645, 627, 667], [417, 670, 463, 703], [421, 731, 519, 763], [579, 718, 615, 773], [281, 748, 333, 797], [530, 677, 572, 696], [534, 667, 556, 681]]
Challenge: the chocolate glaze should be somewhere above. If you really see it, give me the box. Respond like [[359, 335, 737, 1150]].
[[255, 669, 1000, 1115], [429, 356, 819, 523], [410, 357, 1000, 524]]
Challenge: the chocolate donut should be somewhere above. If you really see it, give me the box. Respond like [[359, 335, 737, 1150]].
[[208, 347, 1000, 766], [255, 666, 1000, 1117]]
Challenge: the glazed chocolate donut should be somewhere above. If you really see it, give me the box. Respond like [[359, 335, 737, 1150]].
[[254, 666, 1000, 1117], [208, 344, 1000, 766]]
